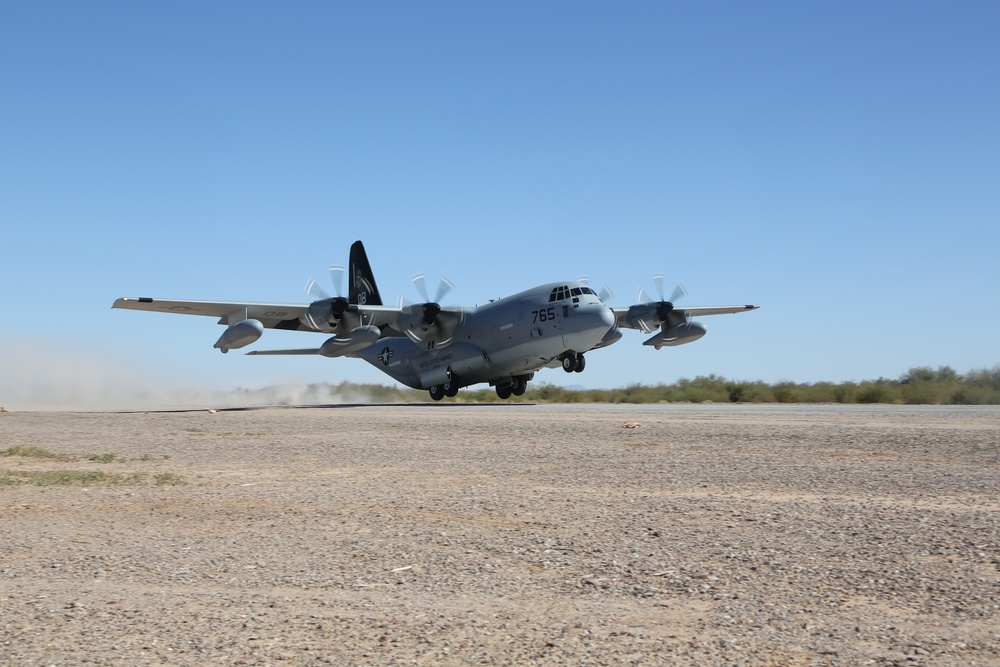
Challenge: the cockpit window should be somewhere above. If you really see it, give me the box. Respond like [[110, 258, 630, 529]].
[[550, 285, 603, 301], [550, 285, 587, 302]]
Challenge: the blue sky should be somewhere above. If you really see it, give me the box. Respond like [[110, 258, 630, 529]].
[[2, 2, 998, 403]]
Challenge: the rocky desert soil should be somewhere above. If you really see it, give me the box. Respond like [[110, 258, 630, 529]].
[[1, 403, 998, 666]]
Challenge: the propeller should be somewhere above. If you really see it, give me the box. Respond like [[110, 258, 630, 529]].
[[633, 275, 688, 333], [304, 265, 350, 331], [399, 273, 463, 346], [577, 275, 615, 303], [305, 265, 346, 302], [412, 272, 454, 305]]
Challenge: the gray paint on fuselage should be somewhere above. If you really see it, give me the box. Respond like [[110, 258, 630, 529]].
[[356, 282, 616, 389]]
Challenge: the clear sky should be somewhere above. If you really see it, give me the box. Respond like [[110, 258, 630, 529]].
[[2, 2, 998, 406]]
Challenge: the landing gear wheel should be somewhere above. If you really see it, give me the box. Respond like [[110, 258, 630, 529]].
[[496, 385, 513, 399], [512, 376, 528, 396], [562, 352, 578, 373], [429, 385, 445, 401], [575, 354, 586, 373], [444, 377, 460, 398]]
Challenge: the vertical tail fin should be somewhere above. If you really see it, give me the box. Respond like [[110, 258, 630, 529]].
[[348, 240, 383, 306]]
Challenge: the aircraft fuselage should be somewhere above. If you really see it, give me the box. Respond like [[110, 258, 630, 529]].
[[355, 281, 615, 391]]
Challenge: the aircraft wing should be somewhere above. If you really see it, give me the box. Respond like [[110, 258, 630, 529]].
[[612, 304, 759, 331], [113, 297, 309, 330], [112, 297, 402, 331]]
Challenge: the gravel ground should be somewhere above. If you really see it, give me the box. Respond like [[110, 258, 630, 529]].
[[1, 403, 998, 666]]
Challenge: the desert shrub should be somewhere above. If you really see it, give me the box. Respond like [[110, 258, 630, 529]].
[[672, 376, 729, 403], [856, 381, 900, 404], [965, 365, 1000, 390], [223, 367, 1000, 405], [742, 381, 775, 402], [772, 382, 800, 403], [2, 446, 70, 460], [803, 382, 839, 403]]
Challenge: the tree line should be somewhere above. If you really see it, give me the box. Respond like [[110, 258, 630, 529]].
[[239, 365, 1000, 405]]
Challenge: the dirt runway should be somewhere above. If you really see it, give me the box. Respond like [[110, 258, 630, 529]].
[[2, 404, 998, 666]]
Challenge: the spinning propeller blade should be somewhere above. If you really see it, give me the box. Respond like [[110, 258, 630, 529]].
[[634, 275, 689, 332], [304, 265, 349, 331], [400, 273, 462, 346], [578, 275, 614, 303]]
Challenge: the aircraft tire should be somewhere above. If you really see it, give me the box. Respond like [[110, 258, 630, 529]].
[[496, 385, 513, 399], [444, 377, 460, 397], [575, 354, 586, 373], [562, 353, 577, 373], [512, 376, 528, 396], [429, 385, 445, 401]]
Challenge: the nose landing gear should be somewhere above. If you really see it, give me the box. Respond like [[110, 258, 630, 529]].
[[561, 351, 586, 373]]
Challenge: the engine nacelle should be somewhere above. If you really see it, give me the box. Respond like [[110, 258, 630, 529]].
[[642, 322, 707, 349], [624, 303, 658, 332], [305, 297, 349, 332], [215, 319, 264, 353], [318, 325, 381, 358]]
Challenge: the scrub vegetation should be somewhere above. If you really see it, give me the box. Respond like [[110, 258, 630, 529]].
[[1, 448, 185, 487], [268, 365, 1000, 405], [0, 470, 186, 486]]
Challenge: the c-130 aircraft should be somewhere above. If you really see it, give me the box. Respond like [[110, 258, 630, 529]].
[[114, 241, 759, 400]]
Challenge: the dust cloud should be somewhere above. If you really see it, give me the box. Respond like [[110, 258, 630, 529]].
[[0, 336, 390, 411]]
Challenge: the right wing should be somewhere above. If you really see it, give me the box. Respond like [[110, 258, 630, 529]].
[[112, 297, 312, 330], [112, 297, 402, 331], [112, 297, 405, 355]]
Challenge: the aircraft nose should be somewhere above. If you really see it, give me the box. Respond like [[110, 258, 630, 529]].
[[597, 306, 615, 328]]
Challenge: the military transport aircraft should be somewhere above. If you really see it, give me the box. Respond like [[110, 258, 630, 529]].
[[113, 241, 759, 400]]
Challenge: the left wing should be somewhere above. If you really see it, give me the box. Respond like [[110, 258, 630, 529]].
[[611, 302, 759, 349], [612, 304, 759, 332]]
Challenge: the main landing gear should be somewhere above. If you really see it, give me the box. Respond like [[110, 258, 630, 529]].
[[494, 375, 529, 399], [561, 351, 586, 373], [428, 375, 461, 401], [497, 375, 531, 400], [427, 373, 532, 401]]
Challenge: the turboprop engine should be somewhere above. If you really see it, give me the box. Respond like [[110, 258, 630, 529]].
[[625, 279, 706, 349], [214, 319, 264, 353], [305, 296, 349, 332]]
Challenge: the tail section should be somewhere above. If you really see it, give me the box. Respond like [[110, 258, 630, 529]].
[[348, 240, 383, 306]]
